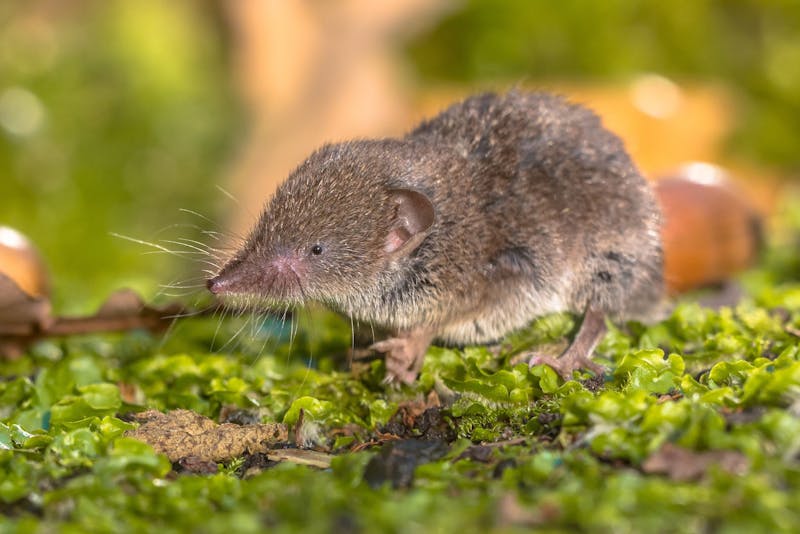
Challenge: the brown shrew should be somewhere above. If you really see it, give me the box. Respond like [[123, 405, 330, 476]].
[[207, 91, 664, 383]]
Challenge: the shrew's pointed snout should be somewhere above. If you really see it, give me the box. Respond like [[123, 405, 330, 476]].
[[206, 258, 250, 296], [206, 275, 226, 294], [207, 253, 305, 301]]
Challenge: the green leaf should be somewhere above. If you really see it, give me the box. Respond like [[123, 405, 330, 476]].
[[49, 383, 121, 428], [368, 399, 398, 428], [94, 437, 171, 478]]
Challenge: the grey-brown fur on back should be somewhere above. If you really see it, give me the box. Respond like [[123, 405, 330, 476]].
[[382, 91, 663, 340]]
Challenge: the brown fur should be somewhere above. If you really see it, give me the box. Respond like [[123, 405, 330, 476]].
[[209, 91, 663, 354]]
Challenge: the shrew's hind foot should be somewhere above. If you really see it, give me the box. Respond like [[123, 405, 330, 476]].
[[526, 307, 608, 379]]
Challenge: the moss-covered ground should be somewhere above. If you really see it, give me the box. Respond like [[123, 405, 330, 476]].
[[3, 210, 800, 533]]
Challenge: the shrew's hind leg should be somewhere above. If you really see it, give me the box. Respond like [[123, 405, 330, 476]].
[[527, 306, 607, 379]]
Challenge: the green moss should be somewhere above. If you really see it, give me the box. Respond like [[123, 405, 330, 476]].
[[3, 261, 800, 531], [5, 145, 800, 534]]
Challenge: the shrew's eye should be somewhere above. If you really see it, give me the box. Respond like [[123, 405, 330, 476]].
[[310, 244, 323, 255]]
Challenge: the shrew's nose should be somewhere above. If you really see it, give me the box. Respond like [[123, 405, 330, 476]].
[[206, 276, 226, 294]]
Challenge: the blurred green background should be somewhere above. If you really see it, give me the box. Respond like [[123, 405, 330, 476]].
[[408, 0, 800, 168], [0, 1, 238, 312], [1, 0, 799, 313]]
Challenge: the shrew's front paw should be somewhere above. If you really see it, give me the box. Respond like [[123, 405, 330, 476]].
[[370, 338, 423, 384], [369, 328, 435, 385]]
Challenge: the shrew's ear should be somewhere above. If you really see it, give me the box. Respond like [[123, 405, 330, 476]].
[[384, 189, 435, 258]]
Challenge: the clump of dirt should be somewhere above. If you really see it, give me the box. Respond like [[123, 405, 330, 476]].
[[127, 409, 288, 463]]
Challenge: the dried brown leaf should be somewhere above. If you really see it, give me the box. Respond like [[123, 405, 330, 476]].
[[0, 273, 51, 329], [642, 442, 749, 481], [95, 288, 148, 318], [496, 492, 561, 527]]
